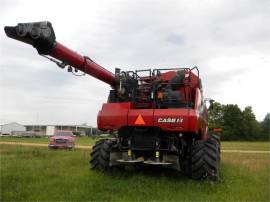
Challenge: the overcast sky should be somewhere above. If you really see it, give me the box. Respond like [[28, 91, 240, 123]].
[[0, 0, 269, 126]]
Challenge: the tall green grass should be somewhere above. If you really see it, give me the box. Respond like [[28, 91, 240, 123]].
[[1, 145, 269, 201]]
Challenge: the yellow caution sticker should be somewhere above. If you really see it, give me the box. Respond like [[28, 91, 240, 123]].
[[155, 151, 160, 158], [128, 149, 132, 157]]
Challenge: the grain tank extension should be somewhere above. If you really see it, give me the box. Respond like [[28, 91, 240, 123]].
[[4, 22, 220, 180]]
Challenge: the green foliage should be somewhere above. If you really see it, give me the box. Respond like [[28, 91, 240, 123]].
[[242, 106, 262, 140], [208, 102, 223, 130], [208, 102, 269, 141], [222, 104, 244, 140], [260, 113, 270, 140]]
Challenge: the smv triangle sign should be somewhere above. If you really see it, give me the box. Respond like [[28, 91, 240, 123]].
[[134, 114, 146, 125]]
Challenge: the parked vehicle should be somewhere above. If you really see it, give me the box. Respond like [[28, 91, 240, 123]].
[[48, 130, 75, 150]]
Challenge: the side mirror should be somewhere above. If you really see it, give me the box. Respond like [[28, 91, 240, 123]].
[[205, 98, 215, 110]]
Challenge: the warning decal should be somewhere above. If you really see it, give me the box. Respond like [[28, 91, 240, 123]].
[[134, 114, 146, 125]]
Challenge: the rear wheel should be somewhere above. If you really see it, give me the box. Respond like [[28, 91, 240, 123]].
[[90, 139, 114, 170], [190, 137, 220, 180], [210, 134, 220, 153]]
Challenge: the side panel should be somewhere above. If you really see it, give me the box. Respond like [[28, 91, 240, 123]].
[[154, 109, 197, 132], [98, 102, 131, 130]]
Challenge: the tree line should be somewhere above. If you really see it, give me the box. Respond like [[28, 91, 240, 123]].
[[208, 102, 270, 141]]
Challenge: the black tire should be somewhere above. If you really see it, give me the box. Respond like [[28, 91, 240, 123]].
[[90, 139, 114, 170], [190, 138, 220, 181], [210, 134, 221, 153]]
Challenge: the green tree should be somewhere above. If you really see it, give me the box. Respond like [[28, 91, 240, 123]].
[[208, 102, 223, 130], [242, 106, 261, 140], [260, 113, 270, 140], [208, 102, 269, 141], [222, 104, 243, 140]]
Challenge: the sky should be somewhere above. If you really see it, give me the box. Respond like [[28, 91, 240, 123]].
[[0, 0, 269, 126]]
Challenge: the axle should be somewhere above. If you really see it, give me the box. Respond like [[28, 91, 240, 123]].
[[4, 21, 116, 86]]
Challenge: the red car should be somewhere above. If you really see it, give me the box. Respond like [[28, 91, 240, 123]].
[[48, 130, 75, 150]]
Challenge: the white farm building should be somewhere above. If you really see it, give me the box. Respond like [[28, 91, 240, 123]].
[[0, 122, 99, 136], [0, 122, 26, 135]]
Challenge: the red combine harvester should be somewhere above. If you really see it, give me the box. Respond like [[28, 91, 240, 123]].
[[4, 22, 220, 180]]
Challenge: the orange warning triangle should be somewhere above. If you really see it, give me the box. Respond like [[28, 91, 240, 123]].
[[134, 114, 146, 125]]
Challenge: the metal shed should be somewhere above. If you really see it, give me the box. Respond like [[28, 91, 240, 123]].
[[0, 122, 26, 135]]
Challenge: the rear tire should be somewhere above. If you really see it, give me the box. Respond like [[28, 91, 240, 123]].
[[210, 134, 220, 153], [190, 138, 220, 181], [90, 139, 114, 170]]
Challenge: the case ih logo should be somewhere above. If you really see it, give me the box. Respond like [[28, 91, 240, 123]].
[[158, 118, 183, 123]]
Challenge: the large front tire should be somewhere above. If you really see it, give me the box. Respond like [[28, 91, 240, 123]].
[[90, 139, 114, 170], [190, 138, 220, 181]]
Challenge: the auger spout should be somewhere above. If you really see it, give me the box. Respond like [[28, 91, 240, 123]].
[[4, 21, 116, 86]]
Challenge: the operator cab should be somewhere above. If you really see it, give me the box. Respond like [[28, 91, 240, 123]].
[[109, 66, 200, 109]]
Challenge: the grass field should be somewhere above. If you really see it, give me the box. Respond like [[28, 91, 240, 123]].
[[1, 136, 269, 151], [221, 141, 270, 151], [1, 142, 269, 201]]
